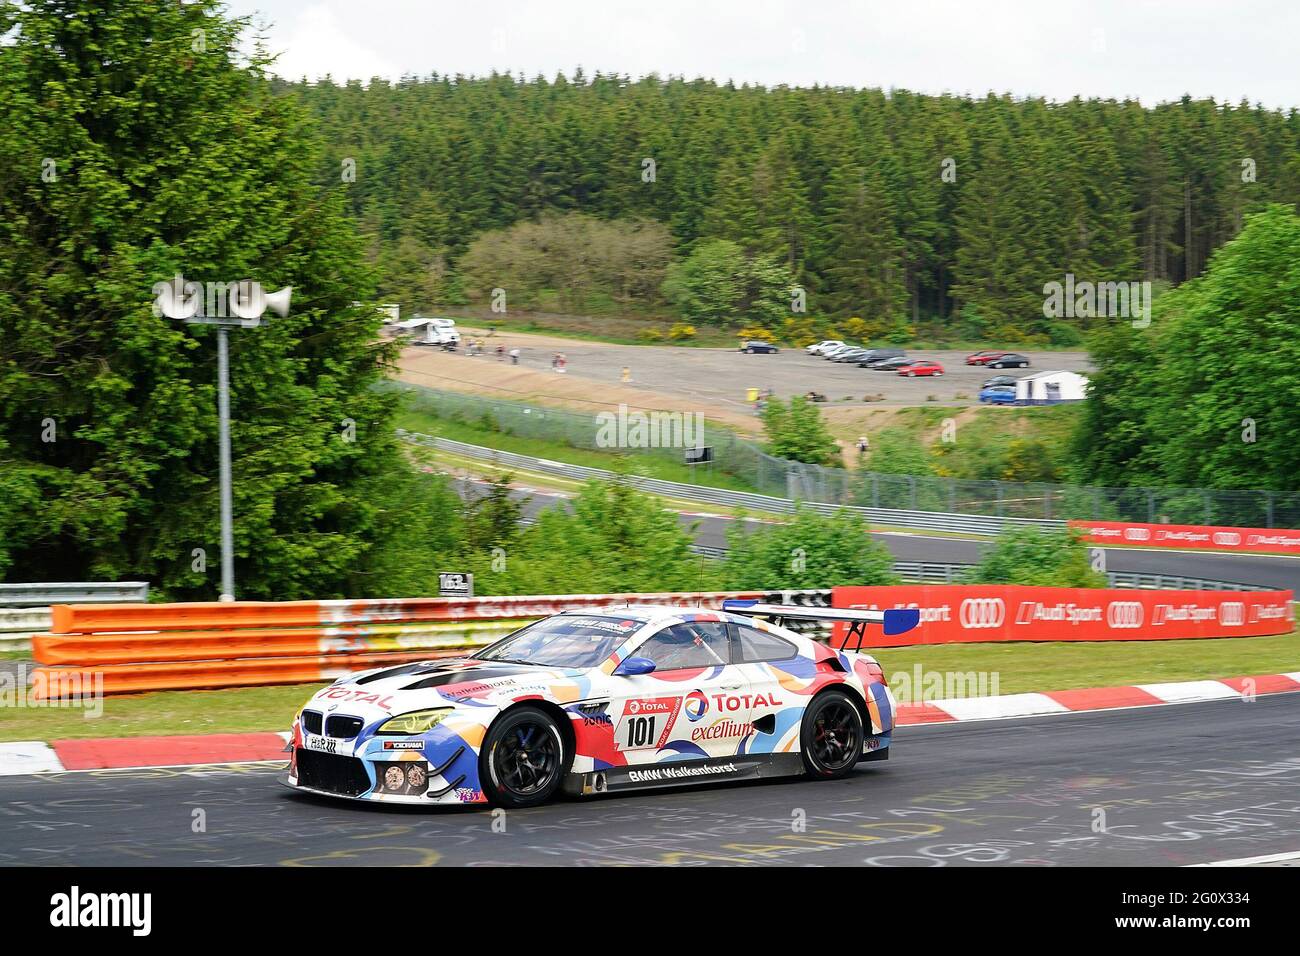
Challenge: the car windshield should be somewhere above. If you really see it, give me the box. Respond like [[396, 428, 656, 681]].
[[475, 614, 642, 668]]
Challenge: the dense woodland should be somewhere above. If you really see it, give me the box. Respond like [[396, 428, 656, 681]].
[[286, 72, 1300, 342], [3, 1, 1299, 598]]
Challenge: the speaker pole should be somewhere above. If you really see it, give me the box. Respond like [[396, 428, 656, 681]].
[[216, 325, 236, 602]]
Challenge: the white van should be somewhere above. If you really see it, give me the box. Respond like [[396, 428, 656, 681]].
[[392, 317, 461, 348]]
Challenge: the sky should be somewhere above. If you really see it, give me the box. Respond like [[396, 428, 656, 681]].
[[224, 0, 1300, 110]]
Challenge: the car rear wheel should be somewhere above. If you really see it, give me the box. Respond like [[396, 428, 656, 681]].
[[800, 690, 864, 779], [481, 706, 567, 808]]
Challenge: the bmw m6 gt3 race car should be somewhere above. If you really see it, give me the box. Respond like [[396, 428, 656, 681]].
[[281, 601, 919, 808]]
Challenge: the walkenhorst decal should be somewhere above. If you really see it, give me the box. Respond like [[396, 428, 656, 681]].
[[281, 602, 915, 808]]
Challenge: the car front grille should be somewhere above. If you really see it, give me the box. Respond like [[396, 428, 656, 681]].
[[301, 710, 323, 735], [325, 715, 363, 739], [294, 750, 371, 797]]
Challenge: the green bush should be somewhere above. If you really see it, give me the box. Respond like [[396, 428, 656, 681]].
[[963, 527, 1106, 588]]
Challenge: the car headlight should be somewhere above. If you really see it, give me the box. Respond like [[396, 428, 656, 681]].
[[376, 708, 455, 735]]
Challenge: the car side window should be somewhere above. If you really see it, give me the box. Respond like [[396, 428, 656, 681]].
[[731, 623, 799, 663], [636, 622, 730, 671]]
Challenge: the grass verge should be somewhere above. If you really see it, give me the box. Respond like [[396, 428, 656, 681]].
[[0, 682, 326, 743], [396, 401, 762, 493], [875, 631, 1299, 697], [1, 632, 1295, 742]]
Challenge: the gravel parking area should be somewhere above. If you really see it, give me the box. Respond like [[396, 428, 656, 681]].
[[429, 330, 1092, 414]]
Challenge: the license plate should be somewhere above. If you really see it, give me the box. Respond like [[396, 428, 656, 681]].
[[303, 734, 340, 754]]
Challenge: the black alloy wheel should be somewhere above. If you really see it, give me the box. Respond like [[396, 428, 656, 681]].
[[481, 707, 566, 808], [800, 690, 864, 779]]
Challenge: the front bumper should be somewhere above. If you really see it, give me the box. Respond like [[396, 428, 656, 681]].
[[283, 744, 487, 805], [283, 716, 490, 806]]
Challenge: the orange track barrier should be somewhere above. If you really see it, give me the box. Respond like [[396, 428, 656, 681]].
[[32, 592, 764, 698], [50, 592, 756, 634], [28, 648, 467, 699], [32, 619, 531, 666]]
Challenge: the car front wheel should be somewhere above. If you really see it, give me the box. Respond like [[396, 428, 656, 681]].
[[800, 690, 864, 779], [480, 706, 568, 808]]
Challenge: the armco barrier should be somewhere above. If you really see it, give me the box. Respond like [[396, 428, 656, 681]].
[[0, 581, 149, 606], [33, 591, 836, 699], [1071, 520, 1300, 556], [832, 585, 1295, 648], [408, 432, 1062, 536]]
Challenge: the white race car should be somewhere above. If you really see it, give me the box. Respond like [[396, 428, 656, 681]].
[[282, 602, 918, 808]]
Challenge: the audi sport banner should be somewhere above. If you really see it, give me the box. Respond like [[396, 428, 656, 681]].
[[1068, 519, 1300, 555], [831, 585, 1294, 647]]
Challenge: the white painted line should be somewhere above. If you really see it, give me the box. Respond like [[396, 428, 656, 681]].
[[932, 692, 1069, 722], [1190, 850, 1300, 867], [1284, 672, 1300, 684], [1136, 680, 1242, 703], [0, 741, 65, 776]]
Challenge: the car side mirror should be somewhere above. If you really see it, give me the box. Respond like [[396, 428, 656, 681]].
[[614, 657, 656, 676]]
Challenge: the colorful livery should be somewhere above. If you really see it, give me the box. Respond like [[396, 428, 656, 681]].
[[281, 602, 919, 808]]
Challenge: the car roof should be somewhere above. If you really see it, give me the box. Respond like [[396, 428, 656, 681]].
[[557, 604, 769, 628]]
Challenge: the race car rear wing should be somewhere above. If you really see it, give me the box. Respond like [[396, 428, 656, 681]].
[[720, 600, 920, 652]]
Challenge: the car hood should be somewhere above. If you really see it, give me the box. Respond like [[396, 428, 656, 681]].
[[303, 658, 588, 723]]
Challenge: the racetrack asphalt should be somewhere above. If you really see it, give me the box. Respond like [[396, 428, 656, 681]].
[[2, 694, 1296, 866], [461, 479, 1300, 591]]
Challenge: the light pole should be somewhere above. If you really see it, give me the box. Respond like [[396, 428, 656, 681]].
[[155, 276, 292, 601]]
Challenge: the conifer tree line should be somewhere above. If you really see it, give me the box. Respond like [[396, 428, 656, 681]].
[[286, 71, 1300, 342]]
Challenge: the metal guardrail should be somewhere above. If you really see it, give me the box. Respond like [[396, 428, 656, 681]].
[[405, 431, 1062, 537], [397, 383, 1300, 527], [680, 555, 1277, 593], [0, 585, 150, 652], [0, 582, 149, 607]]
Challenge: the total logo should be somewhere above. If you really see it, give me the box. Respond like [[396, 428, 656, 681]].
[[683, 689, 709, 722], [627, 698, 674, 716], [959, 597, 1005, 629]]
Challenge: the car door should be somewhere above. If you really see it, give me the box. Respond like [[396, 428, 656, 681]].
[[607, 620, 752, 763], [726, 621, 802, 748]]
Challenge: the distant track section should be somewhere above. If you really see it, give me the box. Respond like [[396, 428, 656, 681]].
[[401, 430, 1060, 536]]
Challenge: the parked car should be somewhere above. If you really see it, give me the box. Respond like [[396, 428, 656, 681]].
[[982, 374, 1017, 388], [985, 353, 1030, 369], [979, 385, 1017, 404], [832, 347, 872, 363], [856, 348, 907, 367], [740, 340, 779, 353], [897, 360, 944, 377], [820, 343, 855, 358], [806, 340, 843, 355], [864, 355, 912, 371], [965, 350, 1009, 366]]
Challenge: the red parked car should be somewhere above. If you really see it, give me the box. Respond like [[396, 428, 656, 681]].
[[898, 360, 944, 377], [965, 350, 1009, 366]]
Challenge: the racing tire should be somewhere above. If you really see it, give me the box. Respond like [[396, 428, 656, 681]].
[[480, 706, 568, 808], [800, 689, 864, 780]]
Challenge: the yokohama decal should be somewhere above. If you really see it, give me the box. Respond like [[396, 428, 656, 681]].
[[832, 585, 1293, 647]]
